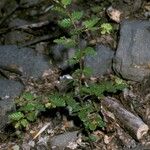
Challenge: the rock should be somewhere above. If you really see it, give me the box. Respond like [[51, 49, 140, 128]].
[[4, 19, 33, 45], [113, 20, 150, 81], [4, 30, 32, 45], [0, 45, 51, 78], [50, 131, 78, 150], [50, 44, 75, 70], [85, 45, 114, 77], [0, 78, 24, 129], [0, 78, 24, 98]]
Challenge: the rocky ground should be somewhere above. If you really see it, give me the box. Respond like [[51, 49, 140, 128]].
[[0, 0, 150, 149]]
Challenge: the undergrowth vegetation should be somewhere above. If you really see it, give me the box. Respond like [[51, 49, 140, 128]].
[[9, 0, 127, 137]]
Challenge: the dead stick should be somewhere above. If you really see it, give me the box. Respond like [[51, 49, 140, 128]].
[[17, 20, 50, 29], [20, 35, 54, 47], [102, 97, 149, 140]]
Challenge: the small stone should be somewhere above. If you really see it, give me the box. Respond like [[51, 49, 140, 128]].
[[50, 131, 79, 149]]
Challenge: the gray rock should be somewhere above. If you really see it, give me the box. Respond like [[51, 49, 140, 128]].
[[0, 45, 51, 78], [113, 20, 150, 81], [50, 44, 75, 70], [0, 78, 24, 129], [50, 131, 78, 150], [0, 97, 16, 129], [85, 45, 114, 77], [4, 19, 32, 45], [0, 78, 24, 98], [4, 31, 31, 45]]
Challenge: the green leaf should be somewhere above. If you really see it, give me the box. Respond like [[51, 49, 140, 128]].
[[26, 111, 38, 122], [91, 6, 102, 13], [20, 119, 29, 128], [72, 69, 82, 78], [15, 122, 21, 129], [20, 103, 36, 112], [35, 103, 45, 111], [65, 95, 81, 113], [70, 27, 83, 35], [89, 27, 100, 31], [78, 110, 88, 121], [19, 101, 45, 113], [114, 84, 127, 91], [100, 23, 113, 35], [22, 92, 34, 101], [88, 135, 98, 142], [54, 36, 76, 48], [88, 122, 97, 131], [71, 11, 83, 21], [69, 49, 83, 64], [58, 18, 72, 28], [114, 77, 127, 86], [68, 57, 78, 65], [80, 80, 126, 97], [83, 17, 100, 29], [96, 115, 105, 128], [81, 104, 94, 114], [83, 67, 92, 77], [9, 112, 24, 121], [61, 0, 72, 7], [49, 93, 66, 107], [51, 6, 67, 15], [82, 113, 105, 131], [78, 104, 94, 122], [80, 84, 104, 97], [84, 47, 96, 56]]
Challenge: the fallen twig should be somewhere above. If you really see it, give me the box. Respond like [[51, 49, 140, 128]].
[[21, 35, 54, 47], [33, 123, 51, 139], [102, 97, 149, 140], [17, 20, 50, 29]]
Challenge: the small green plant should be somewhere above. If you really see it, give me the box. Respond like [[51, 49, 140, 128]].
[[47, 79, 126, 131], [9, 92, 45, 130], [52, 0, 100, 87], [100, 23, 113, 34], [9, 0, 127, 136], [51, 0, 127, 133]]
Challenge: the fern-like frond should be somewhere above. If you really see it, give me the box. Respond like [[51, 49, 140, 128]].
[[9, 112, 24, 121]]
